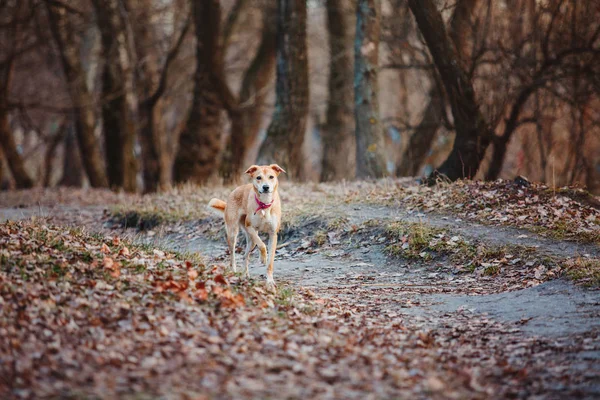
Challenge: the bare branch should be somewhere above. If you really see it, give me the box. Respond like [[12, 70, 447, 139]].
[[145, 11, 192, 107], [43, 0, 87, 18], [222, 0, 250, 51], [381, 62, 434, 70]]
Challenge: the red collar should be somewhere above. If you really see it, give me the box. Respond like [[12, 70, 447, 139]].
[[254, 194, 272, 214]]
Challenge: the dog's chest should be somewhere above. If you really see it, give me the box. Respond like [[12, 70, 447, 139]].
[[248, 209, 277, 232]]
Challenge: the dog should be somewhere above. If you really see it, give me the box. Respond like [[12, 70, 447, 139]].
[[208, 164, 285, 288]]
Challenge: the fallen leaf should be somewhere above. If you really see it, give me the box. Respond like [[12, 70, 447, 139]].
[[214, 274, 228, 286]]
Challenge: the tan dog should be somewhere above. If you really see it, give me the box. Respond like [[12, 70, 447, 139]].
[[208, 164, 285, 287]]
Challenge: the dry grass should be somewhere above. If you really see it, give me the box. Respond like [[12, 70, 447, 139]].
[[383, 220, 563, 282], [350, 179, 600, 244], [565, 257, 600, 287]]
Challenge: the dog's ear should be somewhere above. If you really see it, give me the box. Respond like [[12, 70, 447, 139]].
[[245, 165, 259, 175], [270, 164, 286, 175]]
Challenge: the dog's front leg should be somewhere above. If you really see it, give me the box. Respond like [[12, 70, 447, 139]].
[[244, 225, 267, 265], [266, 231, 277, 288]]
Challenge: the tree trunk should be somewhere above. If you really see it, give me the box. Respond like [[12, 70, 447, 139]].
[[173, 0, 228, 184], [257, 0, 309, 180], [397, 0, 477, 177], [396, 89, 444, 176], [59, 123, 84, 187], [409, 0, 491, 182], [485, 130, 514, 181], [0, 145, 3, 188], [321, 0, 356, 182], [354, 0, 388, 179], [222, 5, 277, 183], [43, 120, 67, 187], [93, 0, 138, 192], [0, 108, 32, 189], [124, 0, 172, 193], [137, 104, 164, 192], [485, 81, 540, 180], [0, 59, 34, 189], [46, 4, 109, 188]]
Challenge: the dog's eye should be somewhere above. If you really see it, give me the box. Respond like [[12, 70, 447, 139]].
[[269, 176, 274, 179], [256, 176, 262, 181]]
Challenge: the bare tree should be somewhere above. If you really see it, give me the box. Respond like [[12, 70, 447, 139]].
[[257, 0, 309, 180], [223, 4, 277, 183], [127, 0, 190, 192], [355, 0, 388, 178], [0, 86, 34, 189], [92, 0, 138, 192], [321, 0, 356, 182], [46, 2, 109, 188], [485, 0, 600, 180], [173, 0, 234, 184], [59, 124, 83, 187], [43, 118, 67, 187], [408, 0, 491, 182], [0, 1, 36, 189], [397, 0, 478, 177]]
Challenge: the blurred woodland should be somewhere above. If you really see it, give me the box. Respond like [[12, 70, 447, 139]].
[[0, 0, 599, 193]]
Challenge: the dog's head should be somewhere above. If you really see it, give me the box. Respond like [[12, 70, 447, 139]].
[[245, 164, 286, 195]]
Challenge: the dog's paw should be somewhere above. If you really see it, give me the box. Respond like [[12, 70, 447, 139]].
[[266, 277, 277, 292]]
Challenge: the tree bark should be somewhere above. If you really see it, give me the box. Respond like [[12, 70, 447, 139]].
[[409, 0, 491, 182], [485, 85, 536, 180], [125, 0, 182, 193], [222, 5, 277, 183], [0, 59, 34, 189], [397, 0, 477, 177], [59, 123, 84, 187], [43, 120, 67, 187], [222, 0, 251, 51], [257, 0, 309, 180], [93, 0, 138, 192], [396, 89, 444, 176], [46, 4, 109, 188], [173, 0, 228, 184], [354, 0, 388, 179], [321, 0, 356, 182], [0, 113, 32, 189]]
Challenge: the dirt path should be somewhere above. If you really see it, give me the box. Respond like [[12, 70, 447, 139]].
[[146, 203, 600, 397], [2, 202, 600, 398]]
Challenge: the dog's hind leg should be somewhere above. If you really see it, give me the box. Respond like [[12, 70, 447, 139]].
[[227, 225, 239, 272], [242, 228, 256, 278]]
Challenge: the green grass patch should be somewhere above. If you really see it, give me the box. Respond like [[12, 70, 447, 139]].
[[313, 230, 328, 247], [382, 221, 563, 281], [530, 223, 600, 244], [327, 216, 349, 230], [565, 258, 600, 287], [384, 221, 460, 260], [275, 286, 295, 307]]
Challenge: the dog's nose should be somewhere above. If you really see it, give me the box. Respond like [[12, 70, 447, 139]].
[[262, 185, 269, 192]]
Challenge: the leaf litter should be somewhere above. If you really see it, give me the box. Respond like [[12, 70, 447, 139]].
[[1, 180, 600, 398], [0, 220, 485, 399]]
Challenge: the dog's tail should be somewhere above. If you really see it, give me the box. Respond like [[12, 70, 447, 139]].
[[207, 198, 226, 216]]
